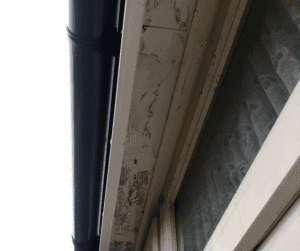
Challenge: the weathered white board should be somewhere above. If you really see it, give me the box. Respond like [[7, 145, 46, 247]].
[[143, 0, 197, 30], [108, 26, 187, 251]]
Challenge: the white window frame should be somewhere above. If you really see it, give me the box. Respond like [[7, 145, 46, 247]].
[[144, 216, 160, 251], [158, 2, 300, 251]]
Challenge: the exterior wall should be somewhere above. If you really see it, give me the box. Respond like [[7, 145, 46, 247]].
[[174, 0, 300, 250]]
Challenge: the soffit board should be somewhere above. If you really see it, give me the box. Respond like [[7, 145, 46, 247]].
[[103, 0, 245, 250]]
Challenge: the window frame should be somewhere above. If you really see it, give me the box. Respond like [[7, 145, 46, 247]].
[[144, 216, 160, 251], [158, 0, 300, 250]]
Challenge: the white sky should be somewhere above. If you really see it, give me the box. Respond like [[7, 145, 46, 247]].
[[1, 1, 73, 250]]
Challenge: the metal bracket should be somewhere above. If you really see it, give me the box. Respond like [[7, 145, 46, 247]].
[[66, 26, 122, 57], [72, 235, 100, 251]]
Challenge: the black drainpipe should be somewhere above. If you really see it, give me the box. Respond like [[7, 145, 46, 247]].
[[67, 0, 125, 250]]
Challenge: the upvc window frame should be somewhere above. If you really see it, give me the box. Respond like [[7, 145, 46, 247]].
[[157, 1, 300, 250], [144, 216, 160, 251], [159, 81, 300, 251]]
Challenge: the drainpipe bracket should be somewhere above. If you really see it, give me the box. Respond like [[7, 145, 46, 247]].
[[66, 26, 122, 57], [71, 235, 100, 251]]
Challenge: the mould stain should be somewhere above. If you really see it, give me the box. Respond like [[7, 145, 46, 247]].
[[109, 240, 134, 251], [118, 213, 126, 226], [109, 241, 123, 251], [128, 171, 149, 206], [124, 241, 134, 251], [119, 168, 129, 186], [143, 122, 152, 139]]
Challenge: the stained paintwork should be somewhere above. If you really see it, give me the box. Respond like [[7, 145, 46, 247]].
[[143, 0, 196, 30], [135, 0, 237, 249], [108, 24, 188, 250]]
